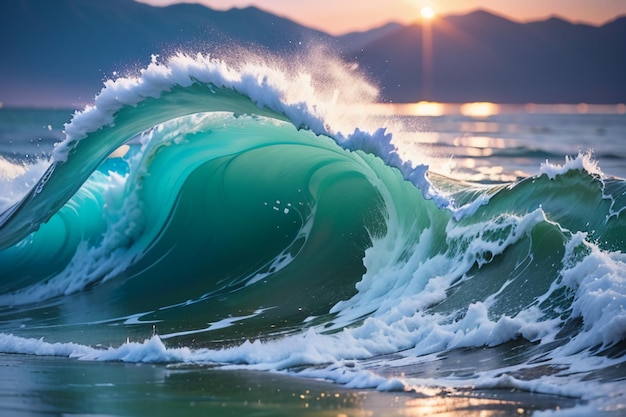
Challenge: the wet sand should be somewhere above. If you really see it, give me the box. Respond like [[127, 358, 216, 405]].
[[0, 353, 582, 416]]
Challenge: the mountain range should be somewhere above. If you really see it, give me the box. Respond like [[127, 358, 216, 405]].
[[1, 0, 625, 107]]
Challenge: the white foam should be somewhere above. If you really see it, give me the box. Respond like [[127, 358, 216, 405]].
[[0, 156, 50, 212], [559, 233, 626, 350], [0, 333, 94, 358], [329, 207, 551, 330], [55, 52, 369, 162], [52, 52, 452, 211], [539, 151, 603, 180]]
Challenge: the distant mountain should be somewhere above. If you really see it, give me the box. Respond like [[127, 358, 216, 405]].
[[1, 1, 624, 106], [353, 10, 626, 103], [0, 0, 334, 106], [336, 22, 404, 52]]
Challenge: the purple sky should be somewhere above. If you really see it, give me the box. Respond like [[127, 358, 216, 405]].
[[137, 0, 626, 34]]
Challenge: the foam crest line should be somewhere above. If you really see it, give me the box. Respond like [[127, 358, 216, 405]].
[[0, 54, 326, 249], [0, 53, 445, 250]]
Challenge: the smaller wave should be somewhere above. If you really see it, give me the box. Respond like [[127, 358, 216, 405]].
[[539, 151, 602, 179], [0, 156, 50, 213]]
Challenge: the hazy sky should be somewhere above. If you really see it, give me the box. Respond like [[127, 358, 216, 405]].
[[137, 0, 626, 34]]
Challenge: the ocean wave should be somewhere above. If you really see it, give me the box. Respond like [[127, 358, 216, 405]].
[[0, 52, 624, 414]]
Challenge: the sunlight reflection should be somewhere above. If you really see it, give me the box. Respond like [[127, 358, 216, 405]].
[[453, 136, 507, 149], [108, 144, 130, 159], [405, 101, 445, 116], [459, 121, 500, 133], [402, 396, 520, 417], [449, 160, 522, 183], [358, 390, 531, 417], [373, 102, 626, 116], [460, 102, 501, 118]]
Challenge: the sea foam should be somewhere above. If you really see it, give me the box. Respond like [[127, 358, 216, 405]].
[[53, 53, 451, 210]]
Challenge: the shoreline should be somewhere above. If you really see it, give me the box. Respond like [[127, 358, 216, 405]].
[[0, 353, 582, 417]]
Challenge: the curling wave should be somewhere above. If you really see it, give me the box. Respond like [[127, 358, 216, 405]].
[[0, 53, 624, 413]]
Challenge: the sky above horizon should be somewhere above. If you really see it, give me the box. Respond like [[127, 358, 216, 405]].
[[137, 0, 626, 34]]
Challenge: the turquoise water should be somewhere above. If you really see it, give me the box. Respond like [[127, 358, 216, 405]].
[[0, 54, 624, 416]]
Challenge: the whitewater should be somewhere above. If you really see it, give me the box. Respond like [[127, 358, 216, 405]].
[[0, 52, 625, 416]]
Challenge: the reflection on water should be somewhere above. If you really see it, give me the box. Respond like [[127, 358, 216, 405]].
[[377, 102, 626, 183], [402, 101, 446, 117], [401, 396, 526, 417], [382, 102, 626, 117], [1, 104, 624, 184], [460, 102, 501, 118], [0, 353, 576, 417]]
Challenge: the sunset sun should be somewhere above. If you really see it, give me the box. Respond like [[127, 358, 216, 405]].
[[420, 6, 435, 20]]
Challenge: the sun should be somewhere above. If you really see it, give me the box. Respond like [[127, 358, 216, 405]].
[[421, 6, 435, 20]]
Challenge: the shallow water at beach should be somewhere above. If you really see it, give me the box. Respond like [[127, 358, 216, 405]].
[[0, 353, 582, 417]]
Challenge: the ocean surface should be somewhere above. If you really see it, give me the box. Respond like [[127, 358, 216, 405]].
[[0, 53, 625, 416]]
